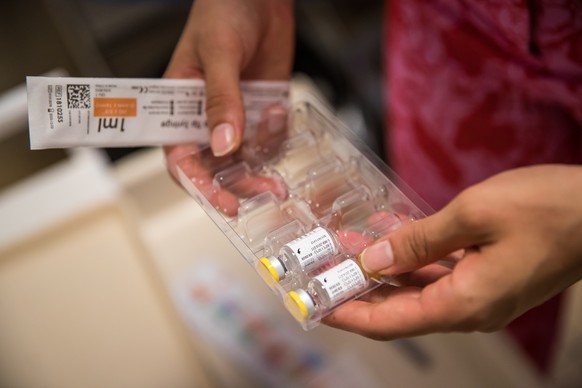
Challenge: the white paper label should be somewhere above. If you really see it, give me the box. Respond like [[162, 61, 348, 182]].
[[286, 227, 336, 271], [314, 260, 366, 305], [26, 76, 289, 149]]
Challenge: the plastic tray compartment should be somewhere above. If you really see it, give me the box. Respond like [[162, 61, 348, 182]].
[[177, 98, 431, 330]]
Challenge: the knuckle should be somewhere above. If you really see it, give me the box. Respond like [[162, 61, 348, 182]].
[[444, 279, 491, 331], [453, 188, 493, 232], [404, 224, 431, 265], [447, 277, 516, 333], [204, 94, 242, 129], [205, 91, 239, 112]]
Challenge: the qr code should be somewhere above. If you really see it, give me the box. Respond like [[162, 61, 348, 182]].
[[67, 84, 91, 109]]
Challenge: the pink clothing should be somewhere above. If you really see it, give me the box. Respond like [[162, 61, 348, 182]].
[[387, 0, 582, 210], [385, 0, 582, 373]]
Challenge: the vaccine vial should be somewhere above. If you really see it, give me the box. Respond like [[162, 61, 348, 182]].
[[256, 226, 340, 286], [284, 258, 373, 323]]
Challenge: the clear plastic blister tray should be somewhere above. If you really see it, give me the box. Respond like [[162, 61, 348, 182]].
[[176, 95, 431, 330]]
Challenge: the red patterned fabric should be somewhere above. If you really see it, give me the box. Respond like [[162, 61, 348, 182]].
[[385, 0, 582, 373]]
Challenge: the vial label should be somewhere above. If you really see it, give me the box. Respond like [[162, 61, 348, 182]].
[[286, 227, 335, 272], [313, 260, 366, 305]]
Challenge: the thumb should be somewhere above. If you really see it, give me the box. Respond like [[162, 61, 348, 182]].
[[360, 206, 477, 276], [202, 49, 245, 157]]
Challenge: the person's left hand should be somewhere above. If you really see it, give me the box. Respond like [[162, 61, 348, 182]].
[[323, 165, 582, 340], [163, 0, 294, 216]]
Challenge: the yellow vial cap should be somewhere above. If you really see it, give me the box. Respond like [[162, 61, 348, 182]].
[[284, 289, 314, 322], [256, 256, 285, 287]]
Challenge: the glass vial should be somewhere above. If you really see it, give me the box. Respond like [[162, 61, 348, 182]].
[[284, 258, 373, 323], [256, 226, 340, 286]]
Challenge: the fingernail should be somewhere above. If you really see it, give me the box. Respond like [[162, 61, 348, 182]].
[[211, 123, 236, 156], [360, 240, 394, 273]]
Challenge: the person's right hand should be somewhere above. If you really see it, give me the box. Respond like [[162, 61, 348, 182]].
[[163, 0, 294, 215], [324, 165, 582, 340]]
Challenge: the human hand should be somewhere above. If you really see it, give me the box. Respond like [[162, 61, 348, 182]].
[[324, 165, 582, 340], [165, 0, 293, 155], [163, 0, 294, 214]]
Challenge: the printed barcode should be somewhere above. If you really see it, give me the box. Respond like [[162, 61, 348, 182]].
[[67, 84, 91, 109]]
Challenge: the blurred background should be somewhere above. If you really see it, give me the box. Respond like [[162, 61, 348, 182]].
[[0, 0, 581, 387]]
